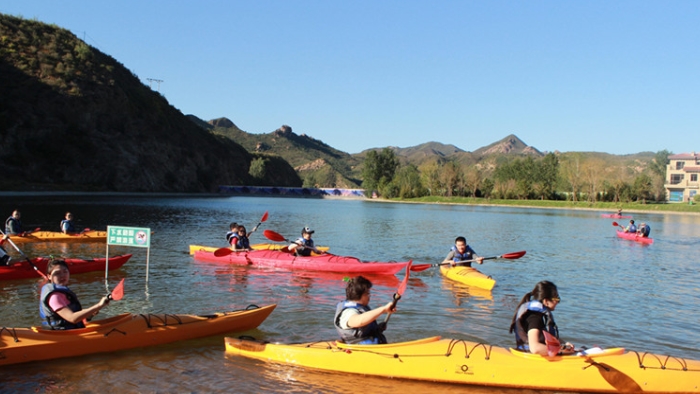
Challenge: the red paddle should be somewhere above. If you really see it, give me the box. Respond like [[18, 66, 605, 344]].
[[612, 221, 625, 229], [384, 260, 412, 325], [107, 278, 125, 302], [0, 229, 48, 280], [263, 229, 290, 243], [250, 211, 269, 233], [213, 247, 235, 257], [410, 250, 527, 272]]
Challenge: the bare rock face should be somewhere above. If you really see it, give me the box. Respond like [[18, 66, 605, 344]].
[[273, 125, 293, 137], [209, 117, 237, 128], [295, 158, 328, 172]]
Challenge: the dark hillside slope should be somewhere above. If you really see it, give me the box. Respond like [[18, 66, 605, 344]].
[[0, 14, 297, 191]]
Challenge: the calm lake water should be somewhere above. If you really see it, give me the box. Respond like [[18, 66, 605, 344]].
[[1, 194, 698, 393]]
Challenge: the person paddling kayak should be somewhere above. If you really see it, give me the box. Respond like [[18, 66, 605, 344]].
[[637, 222, 651, 237], [60, 212, 77, 234], [624, 219, 637, 233], [509, 280, 575, 356], [442, 236, 484, 267], [289, 227, 323, 256], [5, 209, 23, 235], [334, 276, 396, 344]]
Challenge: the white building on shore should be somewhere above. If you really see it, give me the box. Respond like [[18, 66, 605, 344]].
[[665, 152, 699, 202]]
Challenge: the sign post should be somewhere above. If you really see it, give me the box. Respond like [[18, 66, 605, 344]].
[[106, 225, 152, 283]]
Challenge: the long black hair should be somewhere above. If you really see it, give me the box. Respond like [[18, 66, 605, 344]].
[[509, 280, 559, 333]]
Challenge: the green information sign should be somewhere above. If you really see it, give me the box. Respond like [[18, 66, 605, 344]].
[[107, 226, 151, 248]]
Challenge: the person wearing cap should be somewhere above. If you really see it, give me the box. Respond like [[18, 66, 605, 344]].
[[442, 236, 483, 267], [637, 222, 651, 238], [624, 219, 637, 233], [289, 227, 323, 256], [39, 259, 110, 330]]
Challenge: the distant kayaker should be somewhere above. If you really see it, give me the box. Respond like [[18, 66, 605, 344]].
[[230, 225, 252, 251], [442, 236, 484, 267], [60, 212, 77, 234], [509, 280, 575, 356], [5, 209, 23, 235], [616, 209, 623, 217], [334, 276, 396, 344], [39, 259, 110, 330], [637, 222, 651, 238], [289, 227, 323, 256], [624, 219, 637, 233]]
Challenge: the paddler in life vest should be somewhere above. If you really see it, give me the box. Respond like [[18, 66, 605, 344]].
[[442, 236, 484, 267], [637, 222, 651, 238], [39, 259, 110, 330], [225, 222, 239, 246], [0, 234, 11, 266], [289, 227, 323, 256], [60, 212, 77, 234], [509, 280, 575, 356], [334, 276, 396, 344], [624, 219, 637, 233], [5, 209, 23, 235], [230, 225, 252, 251]]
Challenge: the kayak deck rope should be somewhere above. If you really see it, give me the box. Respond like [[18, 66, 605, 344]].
[[139, 314, 183, 328], [631, 350, 696, 372], [0, 327, 19, 343], [445, 339, 493, 360]]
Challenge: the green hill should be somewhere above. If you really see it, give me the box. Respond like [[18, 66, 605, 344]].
[[0, 14, 300, 192]]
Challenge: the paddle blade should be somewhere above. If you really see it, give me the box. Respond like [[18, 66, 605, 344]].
[[260, 211, 269, 223], [409, 263, 432, 272], [397, 261, 412, 296], [612, 222, 619, 227], [502, 251, 527, 260], [263, 230, 287, 242], [213, 248, 234, 257], [542, 330, 561, 357], [110, 278, 125, 301]]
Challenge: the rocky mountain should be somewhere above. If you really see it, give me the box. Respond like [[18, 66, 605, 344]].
[[0, 14, 299, 192]]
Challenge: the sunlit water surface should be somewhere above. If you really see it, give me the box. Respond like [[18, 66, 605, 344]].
[[0, 195, 698, 393]]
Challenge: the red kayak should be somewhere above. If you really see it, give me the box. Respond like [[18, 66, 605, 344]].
[[616, 230, 653, 244], [0, 254, 132, 281], [601, 213, 633, 219], [193, 249, 409, 275]]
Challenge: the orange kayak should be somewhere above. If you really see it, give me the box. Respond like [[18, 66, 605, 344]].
[[0, 304, 276, 366], [0, 254, 132, 281], [9, 230, 107, 243]]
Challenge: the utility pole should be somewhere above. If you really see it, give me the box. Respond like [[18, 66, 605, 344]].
[[146, 78, 164, 92]]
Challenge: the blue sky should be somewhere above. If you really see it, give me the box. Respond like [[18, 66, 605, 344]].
[[3, 1, 699, 155]]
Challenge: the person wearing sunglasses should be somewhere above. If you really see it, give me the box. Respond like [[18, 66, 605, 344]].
[[230, 225, 252, 251], [39, 259, 110, 330], [509, 280, 575, 356]]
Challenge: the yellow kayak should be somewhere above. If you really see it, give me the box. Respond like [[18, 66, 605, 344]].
[[10, 230, 107, 243], [440, 265, 495, 290], [188, 244, 330, 255], [1, 304, 276, 366], [225, 335, 700, 393]]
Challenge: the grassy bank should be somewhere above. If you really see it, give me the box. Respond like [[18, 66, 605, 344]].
[[392, 196, 700, 215]]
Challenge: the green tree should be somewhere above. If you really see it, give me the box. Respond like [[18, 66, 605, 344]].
[[393, 164, 425, 198], [361, 148, 399, 196], [632, 174, 654, 203], [249, 157, 267, 180]]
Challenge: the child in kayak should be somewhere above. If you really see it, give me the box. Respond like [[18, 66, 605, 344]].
[[230, 225, 252, 251], [442, 236, 484, 267], [39, 259, 110, 330], [509, 280, 575, 356], [334, 276, 396, 344], [60, 212, 77, 234]]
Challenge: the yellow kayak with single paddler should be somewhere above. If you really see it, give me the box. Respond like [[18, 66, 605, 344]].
[[225, 335, 700, 393]]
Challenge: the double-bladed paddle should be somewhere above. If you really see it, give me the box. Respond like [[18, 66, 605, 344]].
[[0, 229, 48, 280], [409, 250, 527, 272]]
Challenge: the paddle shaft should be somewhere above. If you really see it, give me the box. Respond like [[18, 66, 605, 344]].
[[0, 229, 48, 280]]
